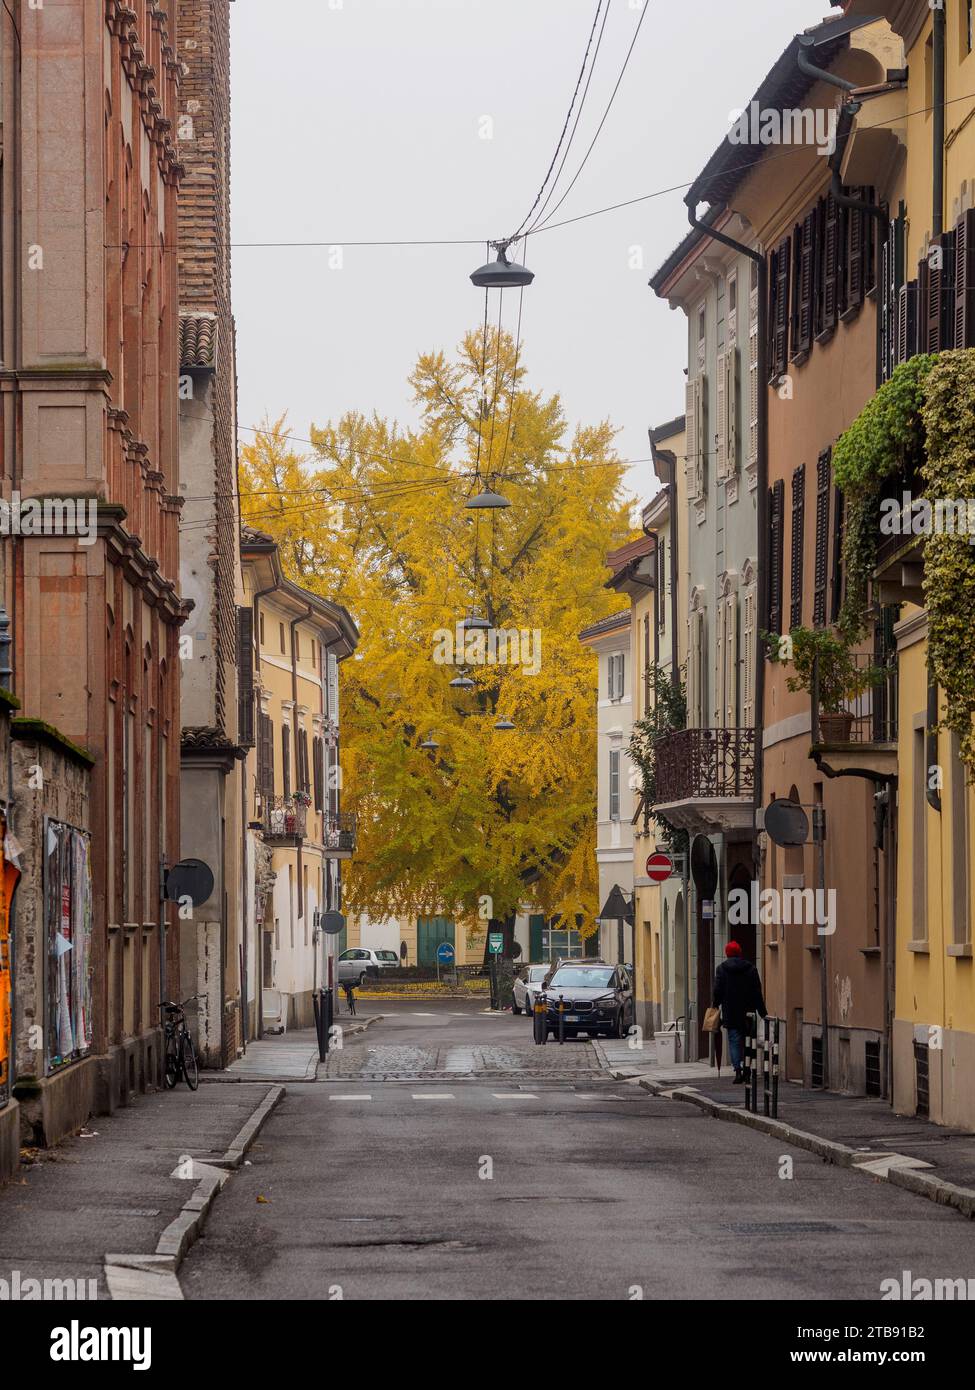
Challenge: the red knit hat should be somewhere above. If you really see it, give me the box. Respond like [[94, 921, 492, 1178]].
[[725, 941, 742, 957]]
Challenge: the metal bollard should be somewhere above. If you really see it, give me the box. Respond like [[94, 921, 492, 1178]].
[[745, 1011, 757, 1112], [533, 996, 547, 1045], [313, 987, 334, 1062], [558, 995, 566, 1045]]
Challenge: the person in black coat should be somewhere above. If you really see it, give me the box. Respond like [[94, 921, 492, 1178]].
[[713, 940, 767, 1083]]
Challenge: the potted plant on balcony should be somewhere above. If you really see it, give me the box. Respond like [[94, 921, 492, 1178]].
[[764, 626, 885, 743]]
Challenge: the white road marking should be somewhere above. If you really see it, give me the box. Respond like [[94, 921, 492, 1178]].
[[411, 1093, 455, 1101], [492, 1093, 537, 1100], [330, 1094, 373, 1101], [411, 1012, 436, 1017]]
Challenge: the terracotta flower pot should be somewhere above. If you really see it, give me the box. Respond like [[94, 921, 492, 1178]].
[[818, 711, 854, 743]]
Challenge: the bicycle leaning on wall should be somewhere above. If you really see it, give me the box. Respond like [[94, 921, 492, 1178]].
[[160, 997, 200, 1091]]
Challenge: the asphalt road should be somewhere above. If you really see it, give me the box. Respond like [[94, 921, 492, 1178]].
[[180, 1000, 975, 1301]]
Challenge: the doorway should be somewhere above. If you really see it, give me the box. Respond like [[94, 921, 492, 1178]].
[[727, 863, 756, 962]]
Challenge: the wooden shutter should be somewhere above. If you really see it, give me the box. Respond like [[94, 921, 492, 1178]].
[[726, 347, 739, 477], [813, 450, 831, 627], [879, 222, 892, 381], [823, 195, 839, 330], [236, 607, 255, 748], [281, 725, 291, 798], [768, 480, 785, 636], [748, 317, 760, 470], [790, 466, 805, 631], [770, 236, 790, 380], [300, 729, 310, 793], [715, 598, 727, 730], [716, 351, 728, 480], [724, 594, 738, 729], [830, 485, 845, 625], [846, 203, 865, 312], [688, 609, 704, 727], [954, 208, 975, 348], [896, 281, 917, 364], [794, 210, 816, 357], [684, 378, 698, 500], [257, 713, 274, 803], [313, 736, 324, 812], [926, 230, 954, 353], [742, 585, 756, 727]]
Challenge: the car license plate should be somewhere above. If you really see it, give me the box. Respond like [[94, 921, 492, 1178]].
[[565, 1014, 580, 1023]]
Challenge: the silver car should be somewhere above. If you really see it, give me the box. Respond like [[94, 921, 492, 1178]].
[[337, 947, 400, 986], [512, 964, 550, 1016]]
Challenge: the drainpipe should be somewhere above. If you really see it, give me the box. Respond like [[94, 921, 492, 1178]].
[[289, 608, 314, 939], [933, 2, 946, 238], [684, 200, 768, 838], [928, 3, 946, 810]]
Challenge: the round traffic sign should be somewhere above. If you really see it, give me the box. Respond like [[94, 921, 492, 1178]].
[[320, 911, 346, 936], [646, 852, 674, 884], [436, 942, 455, 964]]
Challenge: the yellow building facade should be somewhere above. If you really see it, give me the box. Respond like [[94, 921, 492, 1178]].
[[843, 0, 975, 1126]]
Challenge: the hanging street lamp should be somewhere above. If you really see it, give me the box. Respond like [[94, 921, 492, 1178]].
[[465, 486, 510, 511], [449, 673, 475, 690], [458, 610, 491, 632], [419, 735, 440, 751], [470, 244, 535, 290], [494, 718, 515, 732]]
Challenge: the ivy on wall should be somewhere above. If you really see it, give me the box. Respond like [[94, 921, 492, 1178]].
[[627, 664, 688, 854], [920, 350, 975, 779], [832, 354, 935, 640]]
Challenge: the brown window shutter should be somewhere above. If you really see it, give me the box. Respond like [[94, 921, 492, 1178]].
[[926, 231, 955, 353], [257, 713, 274, 803], [813, 451, 831, 627], [830, 485, 845, 625], [793, 211, 816, 357], [822, 195, 839, 331], [770, 236, 790, 380], [954, 207, 975, 348], [768, 479, 785, 637], [896, 281, 918, 364], [236, 607, 255, 748], [282, 725, 291, 799], [790, 464, 806, 630], [846, 203, 865, 312], [313, 736, 324, 812]]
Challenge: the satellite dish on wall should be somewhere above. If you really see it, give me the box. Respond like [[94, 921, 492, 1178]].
[[765, 798, 810, 848]]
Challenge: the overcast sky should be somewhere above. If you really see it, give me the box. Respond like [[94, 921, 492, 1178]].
[[230, 0, 828, 505]]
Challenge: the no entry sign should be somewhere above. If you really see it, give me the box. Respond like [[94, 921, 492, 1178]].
[[646, 852, 674, 884]]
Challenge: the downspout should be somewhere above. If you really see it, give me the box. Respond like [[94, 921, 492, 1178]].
[[683, 200, 768, 839], [320, 632, 346, 995], [250, 579, 279, 1041], [928, 4, 946, 808]]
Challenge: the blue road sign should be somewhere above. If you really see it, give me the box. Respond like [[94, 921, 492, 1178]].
[[437, 942, 455, 965]]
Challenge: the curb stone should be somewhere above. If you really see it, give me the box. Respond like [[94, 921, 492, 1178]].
[[104, 1083, 286, 1299], [637, 1078, 975, 1220]]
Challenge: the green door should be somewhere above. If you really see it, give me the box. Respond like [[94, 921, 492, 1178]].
[[417, 916, 454, 966], [529, 914, 545, 964]]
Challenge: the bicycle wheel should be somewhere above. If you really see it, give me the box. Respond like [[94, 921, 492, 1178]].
[[164, 1031, 180, 1089], [181, 1030, 199, 1091]]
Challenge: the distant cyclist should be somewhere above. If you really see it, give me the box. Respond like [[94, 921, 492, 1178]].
[[342, 979, 357, 1016]]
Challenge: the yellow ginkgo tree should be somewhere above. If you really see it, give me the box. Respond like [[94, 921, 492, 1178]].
[[239, 328, 634, 952]]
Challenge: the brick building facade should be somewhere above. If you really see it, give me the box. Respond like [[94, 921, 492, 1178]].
[[0, 1, 187, 1127]]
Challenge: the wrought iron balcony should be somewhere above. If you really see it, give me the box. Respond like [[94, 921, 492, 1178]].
[[262, 795, 308, 843], [811, 652, 898, 747], [323, 811, 356, 858], [653, 727, 756, 833]]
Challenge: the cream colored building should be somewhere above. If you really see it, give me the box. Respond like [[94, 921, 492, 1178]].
[[240, 529, 358, 1032]]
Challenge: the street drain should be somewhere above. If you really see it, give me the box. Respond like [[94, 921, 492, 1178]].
[[332, 1237, 478, 1253]]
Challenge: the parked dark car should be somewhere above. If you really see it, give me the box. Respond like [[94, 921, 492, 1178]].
[[540, 963, 634, 1039]]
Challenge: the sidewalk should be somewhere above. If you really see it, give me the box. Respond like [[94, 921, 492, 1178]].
[[216, 1016, 382, 1082], [0, 1081, 278, 1300], [594, 1037, 975, 1216]]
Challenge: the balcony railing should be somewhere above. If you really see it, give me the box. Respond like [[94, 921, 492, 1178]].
[[812, 653, 898, 746], [323, 812, 357, 855], [654, 727, 756, 803], [262, 795, 308, 842]]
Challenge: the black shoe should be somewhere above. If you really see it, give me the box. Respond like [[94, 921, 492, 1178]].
[[733, 1069, 744, 1084]]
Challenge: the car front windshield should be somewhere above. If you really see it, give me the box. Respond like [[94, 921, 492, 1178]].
[[548, 967, 614, 989]]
